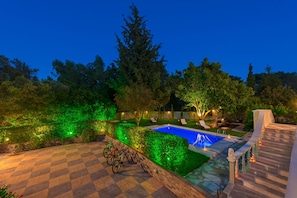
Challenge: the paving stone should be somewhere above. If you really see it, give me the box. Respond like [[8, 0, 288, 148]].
[[0, 142, 175, 198]]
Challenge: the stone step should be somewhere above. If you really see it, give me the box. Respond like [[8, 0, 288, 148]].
[[240, 172, 286, 194], [258, 151, 291, 164], [262, 136, 295, 144], [256, 155, 290, 171], [238, 175, 285, 198], [265, 128, 296, 134], [261, 139, 293, 150], [260, 145, 292, 157], [250, 161, 289, 178], [259, 149, 291, 161], [249, 164, 288, 185]]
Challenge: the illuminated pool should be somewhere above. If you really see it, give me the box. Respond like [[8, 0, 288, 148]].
[[153, 125, 223, 148]]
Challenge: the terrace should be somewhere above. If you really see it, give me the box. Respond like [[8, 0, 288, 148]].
[[0, 110, 296, 198]]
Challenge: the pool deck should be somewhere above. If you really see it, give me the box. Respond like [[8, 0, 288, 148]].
[[189, 136, 238, 159], [148, 124, 239, 158]]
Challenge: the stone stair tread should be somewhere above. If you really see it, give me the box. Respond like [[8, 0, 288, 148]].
[[256, 155, 290, 171], [250, 161, 289, 177], [260, 145, 292, 155], [240, 172, 286, 193], [249, 166, 288, 185], [264, 129, 296, 134], [261, 139, 293, 149], [259, 149, 291, 160], [262, 138, 295, 145], [238, 175, 285, 198], [258, 152, 291, 164]]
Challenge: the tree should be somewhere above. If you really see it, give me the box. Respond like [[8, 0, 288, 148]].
[[246, 64, 255, 91], [0, 55, 38, 82], [176, 58, 254, 121], [52, 56, 111, 105], [115, 5, 169, 112], [114, 83, 155, 125]]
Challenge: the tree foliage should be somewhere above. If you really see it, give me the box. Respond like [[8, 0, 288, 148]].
[[52, 55, 111, 105], [176, 58, 254, 120], [246, 64, 255, 91], [115, 5, 170, 115], [114, 83, 155, 125]]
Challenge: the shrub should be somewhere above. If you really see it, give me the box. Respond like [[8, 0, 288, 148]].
[[81, 128, 96, 143], [144, 131, 188, 171], [0, 185, 22, 198], [115, 122, 136, 146]]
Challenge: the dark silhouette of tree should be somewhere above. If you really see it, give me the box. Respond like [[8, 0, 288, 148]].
[[115, 5, 169, 114], [52, 55, 111, 105], [246, 64, 255, 91], [0, 55, 38, 82]]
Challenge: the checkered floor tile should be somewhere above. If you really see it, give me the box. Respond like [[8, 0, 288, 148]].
[[0, 142, 176, 198]]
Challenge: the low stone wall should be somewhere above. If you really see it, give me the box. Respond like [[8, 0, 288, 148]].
[[144, 157, 213, 198], [104, 136, 213, 198]]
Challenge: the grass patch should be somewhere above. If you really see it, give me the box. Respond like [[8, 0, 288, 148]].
[[177, 149, 210, 176]]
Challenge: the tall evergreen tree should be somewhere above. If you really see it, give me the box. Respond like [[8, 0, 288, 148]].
[[246, 64, 255, 91], [115, 4, 169, 115]]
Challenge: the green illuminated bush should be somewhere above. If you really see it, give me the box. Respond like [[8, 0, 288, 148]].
[[126, 127, 149, 152], [92, 103, 116, 120], [115, 122, 136, 146], [144, 131, 188, 171]]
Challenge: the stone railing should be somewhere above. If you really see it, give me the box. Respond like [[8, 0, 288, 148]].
[[225, 109, 274, 192], [285, 127, 297, 198]]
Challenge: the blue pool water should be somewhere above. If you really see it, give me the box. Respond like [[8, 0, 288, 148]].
[[153, 126, 223, 148]]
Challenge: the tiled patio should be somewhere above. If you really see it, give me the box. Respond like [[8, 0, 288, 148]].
[[0, 142, 176, 198]]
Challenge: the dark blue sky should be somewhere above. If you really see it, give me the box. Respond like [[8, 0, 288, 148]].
[[1, 0, 296, 80]]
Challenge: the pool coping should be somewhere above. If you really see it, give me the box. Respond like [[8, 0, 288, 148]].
[[147, 124, 239, 158]]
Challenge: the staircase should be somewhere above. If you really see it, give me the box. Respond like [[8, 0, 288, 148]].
[[237, 123, 296, 198]]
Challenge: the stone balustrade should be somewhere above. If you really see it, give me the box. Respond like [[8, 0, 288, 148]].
[[285, 127, 297, 198], [225, 109, 274, 193]]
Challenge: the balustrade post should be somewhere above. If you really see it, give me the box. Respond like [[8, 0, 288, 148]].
[[241, 153, 246, 172], [255, 142, 259, 157], [246, 149, 251, 168], [227, 148, 236, 184], [235, 159, 239, 178]]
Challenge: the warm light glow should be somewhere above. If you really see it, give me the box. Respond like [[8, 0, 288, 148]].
[[145, 111, 148, 114], [227, 134, 230, 139], [121, 112, 125, 115], [167, 111, 170, 114], [250, 154, 256, 162], [5, 137, 9, 142], [259, 140, 263, 147], [203, 144, 207, 151]]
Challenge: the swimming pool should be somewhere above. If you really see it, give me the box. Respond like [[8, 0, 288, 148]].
[[152, 125, 223, 148]]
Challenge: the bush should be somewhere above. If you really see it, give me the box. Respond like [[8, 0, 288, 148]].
[[144, 131, 188, 172], [81, 128, 96, 143], [115, 122, 136, 146], [0, 185, 22, 198]]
